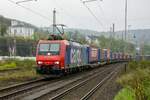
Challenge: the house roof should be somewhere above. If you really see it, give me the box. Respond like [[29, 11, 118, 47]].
[[11, 19, 36, 28], [11, 24, 34, 29]]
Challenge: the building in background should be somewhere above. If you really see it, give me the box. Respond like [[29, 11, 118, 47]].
[[8, 20, 34, 38], [85, 35, 99, 44]]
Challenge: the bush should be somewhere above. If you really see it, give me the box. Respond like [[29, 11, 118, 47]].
[[128, 61, 150, 70], [0, 68, 39, 81], [0, 62, 17, 70], [116, 61, 150, 100], [0, 59, 36, 70], [114, 88, 135, 100], [15, 59, 36, 69]]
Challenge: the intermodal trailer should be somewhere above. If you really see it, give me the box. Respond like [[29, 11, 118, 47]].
[[107, 49, 112, 63], [112, 52, 116, 62], [110, 50, 113, 62], [87, 47, 99, 64], [65, 41, 89, 70], [102, 49, 108, 62], [115, 53, 119, 61], [118, 52, 121, 60]]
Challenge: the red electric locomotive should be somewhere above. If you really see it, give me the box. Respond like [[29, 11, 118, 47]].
[[36, 40, 69, 74]]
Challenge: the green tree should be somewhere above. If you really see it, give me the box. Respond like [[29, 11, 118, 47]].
[[0, 24, 7, 36], [97, 35, 135, 53], [143, 44, 150, 55]]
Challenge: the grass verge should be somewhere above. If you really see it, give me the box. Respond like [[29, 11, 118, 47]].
[[0, 62, 17, 70], [0, 59, 36, 71], [0, 69, 39, 81], [0, 59, 40, 88], [114, 88, 135, 100], [114, 61, 150, 100]]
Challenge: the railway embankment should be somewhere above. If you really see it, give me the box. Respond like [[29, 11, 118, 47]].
[[0, 63, 124, 100], [0, 59, 41, 88], [0, 60, 130, 100], [114, 61, 150, 100]]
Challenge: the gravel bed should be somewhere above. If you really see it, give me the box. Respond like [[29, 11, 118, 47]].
[[27, 63, 122, 100], [60, 66, 114, 100], [20, 65, 109, 100], [0, 63, 125, 100], [0, 69, 40, 88], [88, 63, 126, 100]]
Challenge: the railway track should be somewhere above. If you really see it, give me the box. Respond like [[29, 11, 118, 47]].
[[31, 68, 112, 100], [23, 66, 114, 100], [0, 67, 36, 73], [80, 69, 117, 100], [0, 63, 123, 100], [0, 63, 106, 100], [0, 77, 59, 100], [26, 63, 122, 100], [0, 68, 20, 73], [49, 66, 118, 100]]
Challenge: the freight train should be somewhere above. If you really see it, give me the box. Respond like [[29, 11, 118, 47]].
[[36, 39, 131, 75]]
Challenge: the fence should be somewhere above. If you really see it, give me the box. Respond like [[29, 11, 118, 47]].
[[0, 56, 36, 61], [0, 37, 37, 57]]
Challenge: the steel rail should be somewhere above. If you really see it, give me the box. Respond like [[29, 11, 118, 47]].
[[0, 77, 57, 99], [80, 69, 117, 100], [49, 67, 112, 100], [24, 66, 110, 100]]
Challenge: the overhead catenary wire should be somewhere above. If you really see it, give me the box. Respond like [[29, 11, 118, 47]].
[[51, 0, 70, 25], [53, 0, 107, 31], [97, 0, 105, 18], [83, 0, 106, 23], [82, 0, 97, 3], [80, 0, 105, 29], [96, 0, 110, 27], [7, 0, 50, 21], [51, 0, 82, 28], [16, 0, 37, 4], [8, 0, 105, 30], [52, 0, 72, 18], [97, 0, 112, 30]]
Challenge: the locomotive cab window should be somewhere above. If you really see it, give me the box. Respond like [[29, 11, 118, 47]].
[[38, 43, 60, 55]]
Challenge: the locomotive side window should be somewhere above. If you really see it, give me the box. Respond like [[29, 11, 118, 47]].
[[49, 44, 60, 55], [39, 44, 49, 52], [38, 43, 60, 55], [50, 44, 59, 51]]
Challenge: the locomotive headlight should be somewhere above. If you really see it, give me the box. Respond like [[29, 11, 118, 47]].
[[54, 61, 59, 65], [38, 61, 43, 64]]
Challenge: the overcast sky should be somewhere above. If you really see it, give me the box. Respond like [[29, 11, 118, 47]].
[[0, 0, 150, 31]]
